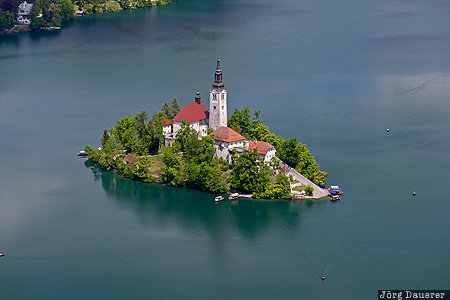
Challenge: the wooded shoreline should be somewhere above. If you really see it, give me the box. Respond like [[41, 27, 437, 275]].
[[0, 0, 172, 34]]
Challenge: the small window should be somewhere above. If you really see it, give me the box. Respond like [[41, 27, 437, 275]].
[[222, 106, 224, 109], [214, 106, 216, 109]]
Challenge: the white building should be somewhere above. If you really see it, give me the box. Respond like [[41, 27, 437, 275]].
[[248, 140, 277, 163], [17, 1, 33, 25], [210, 126, 247, 164], [172, 91, 209, 137], [209, 57, 227, 131], [161, 118, 172, 135]]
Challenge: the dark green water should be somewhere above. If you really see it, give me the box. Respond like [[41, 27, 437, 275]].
[[1, 0, 449, 298]]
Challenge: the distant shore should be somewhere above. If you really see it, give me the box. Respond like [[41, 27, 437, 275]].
[[0, 0, 173, 35]]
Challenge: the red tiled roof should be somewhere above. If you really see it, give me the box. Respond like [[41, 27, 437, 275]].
[[210, 126, 246, 143], [152, 117, 172, 126], [172, 101, 209, 123], [248, 140, 275, 155], [124, 153, 138, 164], [162, 117, 172, 126], [281, 164, 290, 173]]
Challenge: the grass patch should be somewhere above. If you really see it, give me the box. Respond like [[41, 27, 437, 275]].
[[292, 185, 314, 196], [292, 186, 306, 192], [148, 155, 164, 175]]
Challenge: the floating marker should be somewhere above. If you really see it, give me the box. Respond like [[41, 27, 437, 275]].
[[413, 192, 416, 196], [321, 275, 325, 280], [386, 128, 390, 132]]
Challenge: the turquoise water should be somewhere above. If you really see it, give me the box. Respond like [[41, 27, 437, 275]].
[[1, 0, 449, 298]]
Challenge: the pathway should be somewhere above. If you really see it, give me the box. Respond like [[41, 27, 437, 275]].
[[277, 158, 329, 199]]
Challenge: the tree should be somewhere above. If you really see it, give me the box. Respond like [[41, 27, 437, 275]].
[[101, 129, 110, 147], [305, 185, 314, 196], [230, 150, 271, 194], [134, 111, 149, 139], [30, 0, 45, 30], [111, 116, 137, 151], [277, 137, 302, 168], [160, 97, 181, 119], [0, 9, 14, 32], [195, 161, 229, 193], [254, 173, 292, 199], [58, 0, 74, 22], [132, 156, 156, 182], [228, 107, 252, 134], [47, 3, 61, 27]]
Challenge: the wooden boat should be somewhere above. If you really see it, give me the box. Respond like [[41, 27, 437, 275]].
[[228, 193, 240, 200], [215, 196, 224, 202], [77, 150, 88, 157], [330, 195, 341, 201]]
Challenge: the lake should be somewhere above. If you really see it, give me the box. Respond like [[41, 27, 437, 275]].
[[1, 0, 449, 298]]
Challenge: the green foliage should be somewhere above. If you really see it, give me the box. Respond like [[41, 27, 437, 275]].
[[132, 156, 157, 182], [228, 107, 327, 186], [85, 135, 118, 170], [108, 111, 162, 155], [254, 173, 292, 199], [111, 115, 137, 151], [157, 0, 172, 5], [277, 137, 301, 168], [30, 0, 45, 30], [104, 0, 121, 11], [0, 8, 14, 32], [228, 106, 252, 134], [160, 122, 228, 193], [47, 3, 62, 27], [101, 129, 110, 147], [160, 97, 181, 119], [313, 170, 328, 187], [230, 150, 271, 194], [58, 0, 74, 21], [0, 0, 172, 33], [305, 185, 314, 196]]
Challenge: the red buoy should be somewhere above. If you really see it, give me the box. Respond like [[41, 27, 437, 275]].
[[321, 275, 325, 280]]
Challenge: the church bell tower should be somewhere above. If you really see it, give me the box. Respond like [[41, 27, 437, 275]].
[[209, 56, 228, 130]]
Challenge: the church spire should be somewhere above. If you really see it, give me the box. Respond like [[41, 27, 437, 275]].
[[212, 56, 224, 89]]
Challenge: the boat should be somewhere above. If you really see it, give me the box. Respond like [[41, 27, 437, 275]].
[[77, 150, 88, 157], [0, 253, 4, 257], [328, 185, 343, 195], [214, 196, 224, 202], [330, 195, 341, 201], [228, 193, 240, 200]]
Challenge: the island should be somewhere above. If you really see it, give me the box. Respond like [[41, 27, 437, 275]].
[[84, 57, 329, 200], [0, 0, 172, 34]]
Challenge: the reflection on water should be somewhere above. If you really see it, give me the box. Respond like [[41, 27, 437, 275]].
[[85, 160, 327, 238]]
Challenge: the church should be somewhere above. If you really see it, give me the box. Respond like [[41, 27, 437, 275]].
[[164, 57, 276, 164], [170, 56, 228, 137]]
